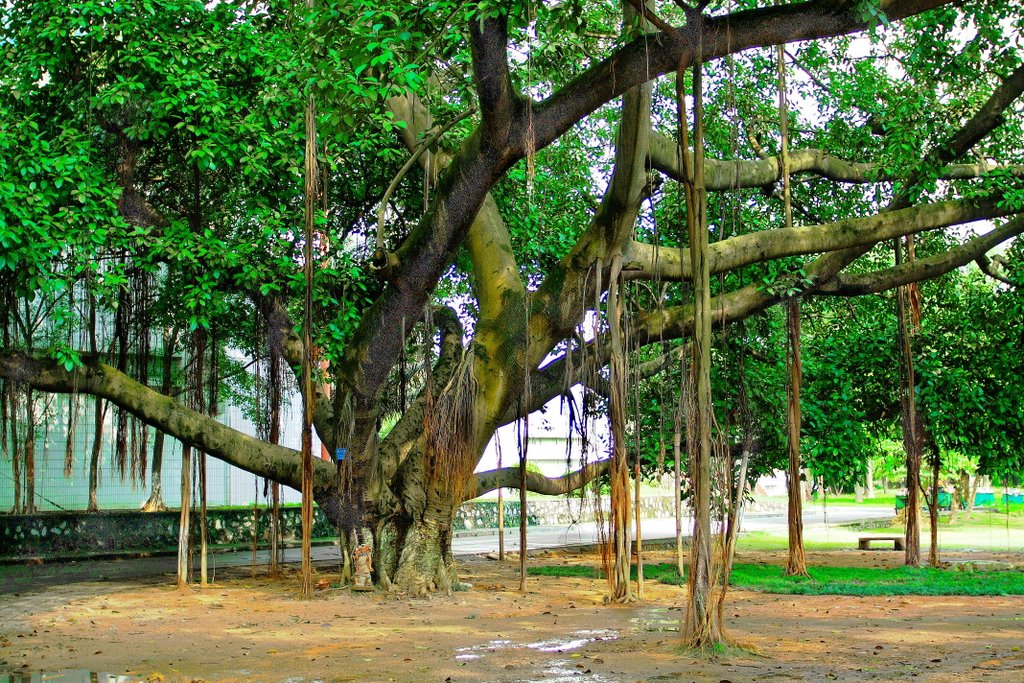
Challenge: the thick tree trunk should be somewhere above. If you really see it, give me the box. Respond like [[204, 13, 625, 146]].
[[896, 239, 922, 567], [141, 429, 166, 512], [24, 389, 35, 513], [177, 445, 192, 588], [142, 330, 176, 513], [928, 440, 941, 567], [390, 515, 458, 594], [784, 300, 808, 577], [326, 495, 460, 596]]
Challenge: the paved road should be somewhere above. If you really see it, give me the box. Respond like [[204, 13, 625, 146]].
[[0, 505, 892, 595]]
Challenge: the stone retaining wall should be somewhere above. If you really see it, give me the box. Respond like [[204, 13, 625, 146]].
[[0, 507, 334, 561], [0, 496, 782, 561]]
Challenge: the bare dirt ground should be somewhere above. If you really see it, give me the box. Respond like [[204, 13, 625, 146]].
[[1, 548, 1023, 682]]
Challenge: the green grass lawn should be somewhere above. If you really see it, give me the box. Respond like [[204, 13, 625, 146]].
[[755, 492, 1024, 514], [736, 530, 853, 551], [735, 507, 1024, 552], [529, 562, 1024, 596]]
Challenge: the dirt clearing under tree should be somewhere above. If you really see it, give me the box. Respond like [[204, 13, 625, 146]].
[[1, 548, 1022, 682]]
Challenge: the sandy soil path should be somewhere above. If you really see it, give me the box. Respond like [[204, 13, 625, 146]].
[[1, 549, 1022, 682]]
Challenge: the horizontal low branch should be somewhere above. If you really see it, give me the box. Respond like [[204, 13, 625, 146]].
[[648, 131, 1022, 190], [817, 215, 1024, 295], [0, 353, 339, 495], [521, 212, 1023, 419], [463, 460, 610, 501], [976, 254, 1023, 288], [621, 195, 1012, 282]]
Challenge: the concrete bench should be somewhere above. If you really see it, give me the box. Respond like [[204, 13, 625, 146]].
[[858, 535, 905, 551]]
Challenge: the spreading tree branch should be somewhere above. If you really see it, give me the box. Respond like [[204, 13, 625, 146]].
[[976, 254, 1023, 288], [470, 12, 519, 151], [332, 0, 954, 440], [464, 460, 611, 500], [530, 0, 955, 155], [648, 131, 1023, 190], [817, 216, 1024, 295], [0, 353, 338, 494], [621, 195, 1014, 281]]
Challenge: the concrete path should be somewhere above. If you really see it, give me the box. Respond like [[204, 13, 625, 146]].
[[0, 504, 893, 595]]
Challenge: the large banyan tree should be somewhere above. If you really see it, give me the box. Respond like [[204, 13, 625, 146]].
[[2, 0, 1023, 626]]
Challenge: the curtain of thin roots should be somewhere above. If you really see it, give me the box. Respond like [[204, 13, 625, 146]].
[[425, 359, 477, 512]]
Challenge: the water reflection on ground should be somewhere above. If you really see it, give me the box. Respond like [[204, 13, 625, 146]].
[[454, 629, 620, 682]]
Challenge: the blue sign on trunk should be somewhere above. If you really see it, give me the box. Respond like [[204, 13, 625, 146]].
[[335, 447, 347, 462]]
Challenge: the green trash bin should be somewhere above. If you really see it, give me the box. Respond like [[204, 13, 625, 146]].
[[973, 491, 995, 507], [921, 491, 953, 510], [895, 494, 908, 512]]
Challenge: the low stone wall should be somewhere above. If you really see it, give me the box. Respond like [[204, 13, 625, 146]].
[[454, 495, 679, 530], [0, 495, 778, 561], [0, 507, 335, 561]]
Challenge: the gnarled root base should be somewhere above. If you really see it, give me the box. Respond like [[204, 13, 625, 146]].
[[333, 515, 459, 595], [389, 519, 458, 596]]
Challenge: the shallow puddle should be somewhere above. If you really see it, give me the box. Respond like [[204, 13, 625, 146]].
[[630, 606, 680, 632], [455, 629, 618, 660], [527, 659, 617, 683], [454, 629, 619, 682]]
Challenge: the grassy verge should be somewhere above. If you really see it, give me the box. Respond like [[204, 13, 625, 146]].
[[529, 562, 1024, 596], [735, 508, 1024, 552]]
